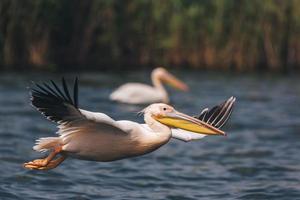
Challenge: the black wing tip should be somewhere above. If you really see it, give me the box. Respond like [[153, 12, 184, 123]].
[[30, 77, 79, 109], [214, 96, 236, 128], [221, 96, 237, 108], [196, 96, 236, 129], [217, 96, 236, 128]]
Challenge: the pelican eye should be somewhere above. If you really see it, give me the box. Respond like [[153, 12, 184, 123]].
[[163, 107, 167, 111]]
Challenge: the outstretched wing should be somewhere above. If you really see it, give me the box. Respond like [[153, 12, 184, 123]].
[[195, 96, 236, 129], [30, 78, 126, 138], [171, 97, 236, 142], [31, 77, 81, 124]]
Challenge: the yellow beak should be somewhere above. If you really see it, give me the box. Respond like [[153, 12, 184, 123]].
[[154, 111, 225, 136], [162, 73, 189, 91]]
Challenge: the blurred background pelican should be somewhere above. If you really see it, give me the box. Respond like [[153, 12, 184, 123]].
[[110, 67, 188, 104]]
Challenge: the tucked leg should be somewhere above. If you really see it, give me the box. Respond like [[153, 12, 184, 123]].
[[24, 155, 66, 170], [23, 146, 64, 170]]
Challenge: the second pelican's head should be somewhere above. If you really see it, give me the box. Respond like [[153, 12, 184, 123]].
[[143, 103, 225, 136], [152, 67, 189, 91]]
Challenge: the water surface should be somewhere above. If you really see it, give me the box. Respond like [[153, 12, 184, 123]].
[[0, 71, 299, 199]]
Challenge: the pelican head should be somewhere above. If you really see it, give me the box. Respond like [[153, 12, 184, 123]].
[[152, 67, 189, 91], [143, 103, 225, 136]]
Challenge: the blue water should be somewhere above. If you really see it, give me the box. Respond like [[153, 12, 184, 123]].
[[0, 71, 300, 199]]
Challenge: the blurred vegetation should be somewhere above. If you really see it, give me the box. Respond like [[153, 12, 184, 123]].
[[0, 0, 299, 72]]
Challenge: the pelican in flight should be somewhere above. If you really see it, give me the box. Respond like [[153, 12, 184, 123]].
[[24, 78, 235, 170], [110, 67, 189, 104]]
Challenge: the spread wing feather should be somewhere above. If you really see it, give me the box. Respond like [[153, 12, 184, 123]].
[[31, 77, 80, 123], [196, 97, 236, 129], [30, 78, 127, 137], [171, 97, 236, 142]]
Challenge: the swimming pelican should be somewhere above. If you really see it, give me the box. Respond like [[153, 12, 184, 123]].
[[109, 67, 189, 104], [24, 78, 235, 170]]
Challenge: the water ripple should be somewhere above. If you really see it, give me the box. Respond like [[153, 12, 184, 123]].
[[0, 72, 300, 199]]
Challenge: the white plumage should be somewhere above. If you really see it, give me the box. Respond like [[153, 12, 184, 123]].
[[110, 68, 189, 104], [24, 78, 235, 170]]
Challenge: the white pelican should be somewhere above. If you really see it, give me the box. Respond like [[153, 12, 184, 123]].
[[109, 67, 189, 104], [24, 78, 235, 170]]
